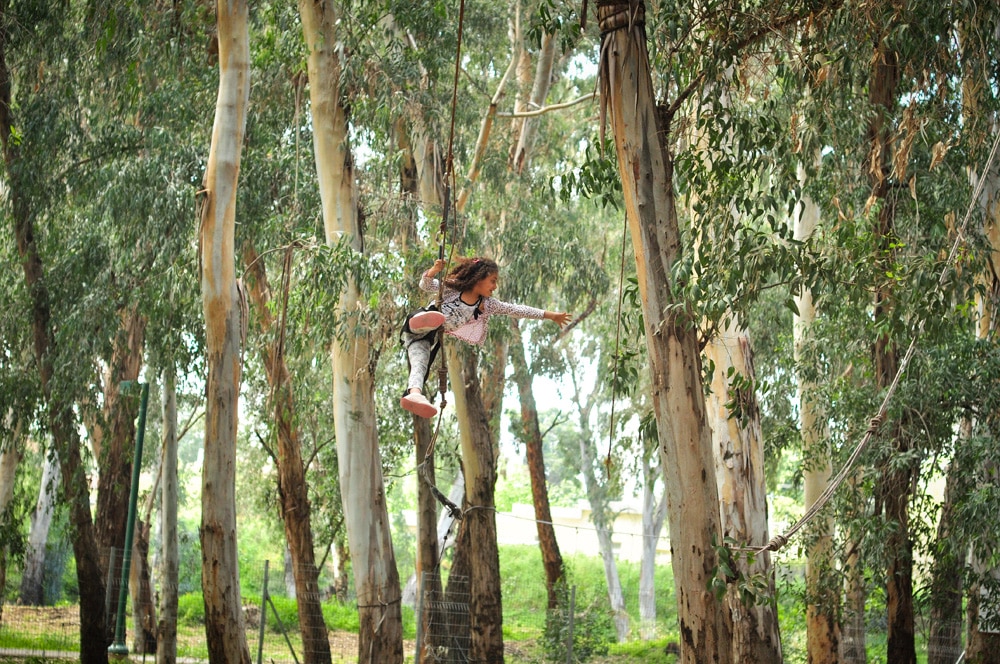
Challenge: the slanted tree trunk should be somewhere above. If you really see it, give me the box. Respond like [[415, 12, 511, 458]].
[[243, 243, 331, 664], [157, 367, 179, 664], [19, 444, 59, 605], [198, 1, 252, 662], [638, 456, 667, 640], [596, 2, 732, 660], [1, 12, 109, 660], [510, 322, 565, 609], [794, 157, 841, 664], [448, 345, 504, 662], [298, 1, 403, 660]]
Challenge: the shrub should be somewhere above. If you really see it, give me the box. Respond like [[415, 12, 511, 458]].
[[177, 592, 205, 625], [542, 582, 614, 662]]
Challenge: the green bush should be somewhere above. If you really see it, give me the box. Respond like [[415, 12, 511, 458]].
[[264, 595, 300, 632], [322, 601, 360, 632], [542, 582, 614, 662], [177, 592, 205, 625]]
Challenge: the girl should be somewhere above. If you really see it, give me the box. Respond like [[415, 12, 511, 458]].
[[400, 256, 571, 418]]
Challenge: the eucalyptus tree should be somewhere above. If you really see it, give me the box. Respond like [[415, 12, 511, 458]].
[[792, 156, 840, 662], [229, 6, 334, 661], [0, 2, 115, 658], [595, 0, 733, 657], [298, 1, 405, 660], [591, 0, 851, 657], [198, 0, 252, 661]]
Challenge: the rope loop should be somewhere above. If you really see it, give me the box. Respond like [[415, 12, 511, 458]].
[[597, 0, 644, 37], [763, 534, 788, 553]]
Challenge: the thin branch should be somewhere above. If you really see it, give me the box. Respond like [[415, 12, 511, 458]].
[[558, 296, 598, 340], [540, 412, 568, 442], [305, 434, 336, 472], [254, 429, 278, 466], [497, 92, 598, 118], [455, 46, 519, 213]]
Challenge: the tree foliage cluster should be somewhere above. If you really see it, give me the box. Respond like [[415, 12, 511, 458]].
[[1, 0, 1000, 663]]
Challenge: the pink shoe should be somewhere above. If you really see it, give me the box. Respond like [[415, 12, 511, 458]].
[[409, 310, 445, 332], [401, 392, 438, 418]]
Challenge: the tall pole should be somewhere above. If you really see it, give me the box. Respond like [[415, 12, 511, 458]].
[[109, 381, 149, 658]]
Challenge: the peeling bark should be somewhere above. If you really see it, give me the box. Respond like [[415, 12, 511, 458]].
[[198, 1, 252, 662], [596, 2, 732, 660]]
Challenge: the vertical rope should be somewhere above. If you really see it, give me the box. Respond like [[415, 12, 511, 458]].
[[605, 211, 630, 471]]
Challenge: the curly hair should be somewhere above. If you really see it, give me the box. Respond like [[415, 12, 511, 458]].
[[443, 257, 499, 292]]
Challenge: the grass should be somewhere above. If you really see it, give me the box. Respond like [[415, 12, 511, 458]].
[[2, 545, 936, 663]]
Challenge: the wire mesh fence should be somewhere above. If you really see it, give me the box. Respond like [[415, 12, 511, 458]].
[[0, 547, 975, 663], [0, 549, 374, 663]]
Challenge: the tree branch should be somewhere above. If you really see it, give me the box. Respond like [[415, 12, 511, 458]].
[[498, 92, 598, 119]]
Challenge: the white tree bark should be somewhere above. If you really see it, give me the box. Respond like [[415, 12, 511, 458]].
[[793, 157, 841, 663], [639, 456, 667, 640], [19, 444, 58, 606], [198, 2, 251, 662], [298, 1, 403, 660], [157, 368, 179, 664], [402, 476, 463, 607]]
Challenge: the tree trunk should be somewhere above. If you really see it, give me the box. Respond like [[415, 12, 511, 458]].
[[0, 442, 19, 618], [927, 455, 965, 664], [509, 323, 565, 609], [571, 379, 629, 642], [298, 2, 403, 661], [198, 1, 252, 662], [19, 444, 59, 605], [95, 306, 146, 596], [841, 489, 868, 664], [413, 414, 445, 664], [867, 38, 917, 664], [596, 2, 732, 660], [639, 457, 667, 640], [243, 243, 332, 664], [510, 31, 557, 173], [1, 11, 109, 659], [130, 519, 158, 654], [157, 367, 179, 664], [448, 345, 504, 662], [445, 515, 473, 659], [794, 157, 841, 664], [705, 326, 782, 663], [0, 445, 18, 515], [964, 82, 1000, 664]]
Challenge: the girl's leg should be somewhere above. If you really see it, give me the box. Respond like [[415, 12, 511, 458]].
[[405, 338, 433, 393], [408, 309, 445, 333], [401, 337, 438, 418]]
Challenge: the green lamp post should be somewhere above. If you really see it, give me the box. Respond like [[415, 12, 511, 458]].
[[108, 380, 149, 659]]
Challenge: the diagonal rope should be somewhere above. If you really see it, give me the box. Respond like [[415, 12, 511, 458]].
[[748, 128, 1000, 554]]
